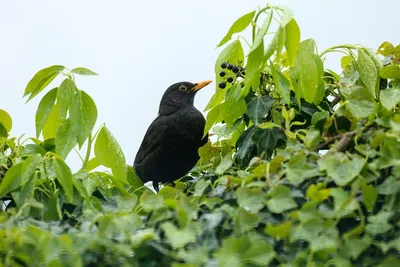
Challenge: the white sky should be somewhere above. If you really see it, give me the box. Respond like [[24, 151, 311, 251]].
[[1, 0, 399, 172]]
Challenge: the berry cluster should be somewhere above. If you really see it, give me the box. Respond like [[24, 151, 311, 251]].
[[218, 62, 245, 89]]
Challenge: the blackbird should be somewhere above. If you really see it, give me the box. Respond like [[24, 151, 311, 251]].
[[134, 80, 212, 192]]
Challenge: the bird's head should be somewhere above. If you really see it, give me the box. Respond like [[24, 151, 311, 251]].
[[159, 80, 212, 115]]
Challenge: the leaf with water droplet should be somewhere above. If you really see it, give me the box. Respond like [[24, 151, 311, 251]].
[[357, 49, 378, 98]]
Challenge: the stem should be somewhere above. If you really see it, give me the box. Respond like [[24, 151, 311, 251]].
[[252, 6, 271, 43], [80, 133, 93, 172], [319, 44, 359, 58]]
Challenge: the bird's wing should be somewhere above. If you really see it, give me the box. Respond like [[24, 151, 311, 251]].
[[134, 115, 170, 165]]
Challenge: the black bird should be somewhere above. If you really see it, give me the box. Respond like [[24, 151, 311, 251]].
[[134, 80, 212, 192]]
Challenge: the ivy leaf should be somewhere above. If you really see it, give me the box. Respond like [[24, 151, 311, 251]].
[[266, 185, 297, 213], [357, 49, 378, 98], [235, 207, 261, 233], [204, 104, 222, 137], [35, 88, 57, 138], [246, 95, 273, 124], [361, 182, 377, 212], [286, 153, 320, 184], [69, 90, 98, 147], [160, 222, 196, 249], [0, 109, 12, 133], [57, 78, 76, 120], [284, 19, 300, 66], [24, 65, 65, 101], [365, 211, 393, 236], [318, 154, 366, 186], [215, 153, 233, 175], [345, 99, 375, 119], [71, 67, 98, 76], [264, 221, 292, 240], [217, 10, 255, 47], [341, 237, 371, 260], [236, 187, 265, 213], [94, 126, 127, 183], [250, 10, 273, 53]]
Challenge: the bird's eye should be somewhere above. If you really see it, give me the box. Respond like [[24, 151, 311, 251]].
[[178, 85, 188, 92]]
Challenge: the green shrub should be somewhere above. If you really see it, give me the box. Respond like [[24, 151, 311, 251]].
[[1, 3, 400, 266]]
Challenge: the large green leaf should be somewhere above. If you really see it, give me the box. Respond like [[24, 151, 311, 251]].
[[250, 10, 273, 53], [57, 78, 76, 120], [266, 185, 297, 213], [0, 109, 12, 133], [42, 103, 61, 140], [220, 84, 246, 127], [380, 88, 400, 110], [24, 65, 65, 101], [236, 187, 265, 213], [246, 95, 273, 124], [52, 158, 74, 202], [0, 163, 23, 198], [55, 119, 78, 159], [35, 88, 58, 137], [295, 49, 321, 104], [94, 126, 127, 183], [206, 40, 244, 111], [284, 19, 300, 66], [357, 49, 378, 98], [285, 153, 320, 184], [69, 90, 98, 147], [217, 10, 255, 47]]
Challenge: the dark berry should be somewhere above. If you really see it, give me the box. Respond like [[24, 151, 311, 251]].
[[227, 77, 234, 83], [232, 66, 239, 73], [221, 62, 227, 69], [227, 64, 233, 70], [219, 71, 226, 77], [219, 82, 226, 89], [241, 70, 246, 76]]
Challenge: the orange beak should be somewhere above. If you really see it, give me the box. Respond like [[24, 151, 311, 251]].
[[192, 80, 212, 92]]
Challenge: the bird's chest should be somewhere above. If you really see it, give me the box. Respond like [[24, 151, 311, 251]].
[[167, 109, 205, 148]]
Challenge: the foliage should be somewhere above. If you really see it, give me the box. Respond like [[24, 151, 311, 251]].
[[1, 3, 400, 266]]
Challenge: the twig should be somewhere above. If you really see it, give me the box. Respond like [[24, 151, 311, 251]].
[[317, 130, 357, 151], [331, 95, 341, 108]]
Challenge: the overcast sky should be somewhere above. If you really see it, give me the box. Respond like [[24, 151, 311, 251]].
[[1, 0, 399, 172]]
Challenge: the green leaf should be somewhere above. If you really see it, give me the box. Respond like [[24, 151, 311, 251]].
[[57, 78, 76, 120], [160, 222, 196, 249], [35, 88, 57, 137], [295, 49, 321, 104], [270, 63, 290, 103], [0, 109, 12, 132], [379, 65, 400, 79], [236, 187, 265, 213], [250, 10, 273, 53], [280, 7, 294, 27], [264, 26, 281, 61], [366, 211, 393, 235], [345, 99, 376, 119], [203, 104, 222, 137], [220, 84, 246, 127], [284, 19, 300, 66], [24, 65, 65, 101], [235, 207, 261, 233], [116, 195, 138, 212], [246, 95, 273, 124], [341, 237, 371, 260], [217, 10, 255, 47], [21, 154, 42, 183], [207, 40, 244, 111], [0, 163, 23, 198], [44, 193, 62, 221], [319, 154, 366, 186], [215, 153, 233, 175], [56, 119, 78, 159], [266, 185, 297, 213], [0, 124, 7, 138], [298, 39, 316, 55], [265, 221, 292, 240], [193, 179, 209, 197], [244, 39, 264, 95], [69, 90, 98, 147], [306, 184, 331, 203], [378, 41, 395, 56], [286, 153, 320, 184], [71, 67, 98, 76], [361, 182, 377, 212], [42, 103, 61, 140], [94, 126, 127, 183], [311, 110, 329, 125], [357, 49, 378, 98], [52, 158, 74, 202]]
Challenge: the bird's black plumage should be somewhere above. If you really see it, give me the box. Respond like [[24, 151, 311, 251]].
[[134, 80, 212, 192]]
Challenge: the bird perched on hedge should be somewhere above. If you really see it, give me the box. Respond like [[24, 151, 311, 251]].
[[134, 80, 212, 192]]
